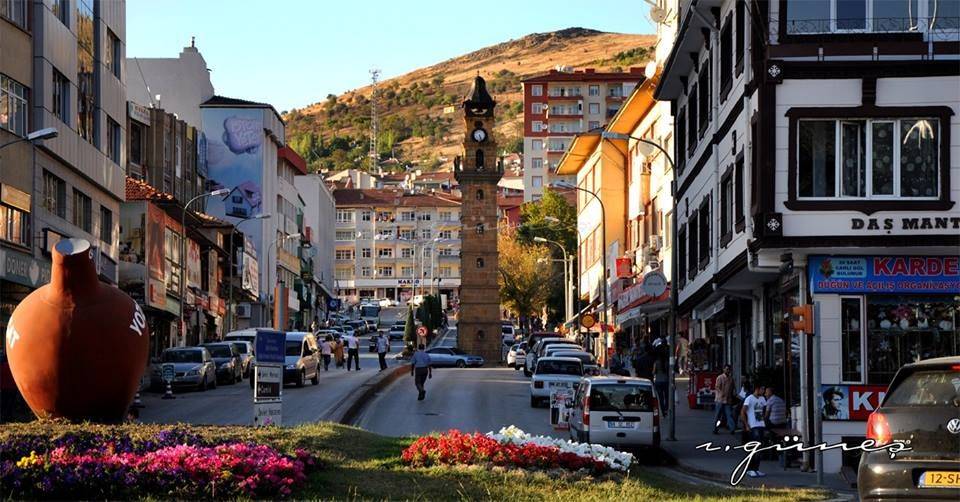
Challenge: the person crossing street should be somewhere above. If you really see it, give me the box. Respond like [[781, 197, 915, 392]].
[[344, 332, 361, 371], [376, 331, 390, 371], [410, 343, 432, 400]]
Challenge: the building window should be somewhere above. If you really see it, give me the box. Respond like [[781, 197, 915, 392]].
[[399, 229, 415, 240], [797, 118, 940, 199], [439, 211, 452, 221], [0, 202, 29, 247], [687, 213, 698, 279], [52, 70, 69, 124], [784, 0, 939, 34], [99, 206, 112, 245], [588, 103, 600, 114], [42, 170, 66, 218], [532, 139, 543, 151], [335, 249, 354, 260], [720, 15, 733, 99], [687, 87, 698, 154], [376, 266, 393, 277], [476, 223, 484, 235], [476, 189, 484, 200], [531, 176, 543, 188], [377, 247, 393, 258], [401, 247, 414, 258], [532, 121, 544, 133], [107, 118, 121, 164], [51, 0, 68, 25], [735, 0, 745, 73], [476, 257, 484, 268], [0, 75, 28, 136], [129, 122, 145, 167], [841, 298, 864, 383], [0, 0, 27, 28], [734, 157, 744, 229], [418, 212, 432, 221], [698, 196, 710, 268], [400, 211, 415, 222], [531, 158, 543, 169], [361, 247, 371, 258], [360, 266, 372, 277], [676, 107, 686, 170], [720, 172, 733, 244], [587, 85, 599, 96], [531, 85, 542, 96], [420, 228, 432, 239], [72, 189, 92, 233], [76, 0, 94, 145], [361, 210, 371, 221], [335, 268, 353, 280], [336, 209, 354, 223], [698, 65, 710, 135], [531, 102, 544, 114], [105, 29, 121, 79], [677, 225, 686, 286], [164, 228, 181, 293], [588, 121, 600, 130], [865, 295, 958, 385], [439, 230, 453, 240], [335, 230, 355, 241]]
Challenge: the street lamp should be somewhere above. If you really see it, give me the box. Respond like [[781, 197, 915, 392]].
[[0, 127, 59, 151], [550, 179, 609, 369], [178, 188, 231, 344], [533, 236, 573, 327], [267, 232, 302, 329], [601, 130, 678, 441], [226, 213, 272, 331]]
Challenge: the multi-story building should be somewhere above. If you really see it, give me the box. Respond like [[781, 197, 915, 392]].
[[1, 0, 126, 336], [295, 172, 336, 323], [655, 0, 960, 473], [521, 68, 645, 201], [125, 39, 214, 130], [332, 188, 462, 304]]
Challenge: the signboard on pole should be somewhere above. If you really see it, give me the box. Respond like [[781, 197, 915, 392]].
[[161, 363, 175, 384], [253, 402, 282, 426], [253, 330, 284, 426], [255, 330, 285, 364]]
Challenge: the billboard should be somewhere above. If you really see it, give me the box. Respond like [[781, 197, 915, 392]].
[[146, 203, 166, 282], [118, 202, 147, 303], [820, 384, 888, 421], [242, 250, 259, 296], [187, 239, 201, 290], [809, 255, 960, 294]]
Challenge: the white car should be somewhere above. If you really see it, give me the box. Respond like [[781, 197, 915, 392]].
[[542, 344, 582, 359], [552, 350, 601, 376], [524, 338, 572, 377], [568, 377, 659, 448], [530, 356, 584, 407], [507, 342, 528, 369]]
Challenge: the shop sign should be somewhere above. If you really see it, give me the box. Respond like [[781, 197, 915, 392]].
[[615, 257, 633, 279], [0, 249, 51, 288], [809, 256, 960, 294], [820, 384, 888, 421], [128, 102, 152, 125], [617, 282, 645, 311], [0, 184, 30, 212], [849, 216, 960, 231], [641, 270, 668, 297], [147, 278, 166, 309], [216, 297, 226, 316]]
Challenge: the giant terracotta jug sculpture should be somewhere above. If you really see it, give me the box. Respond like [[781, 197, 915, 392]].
[[6, 238, 149, 422]]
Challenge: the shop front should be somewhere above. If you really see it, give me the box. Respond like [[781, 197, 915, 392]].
[[809, 255, 960, 473]]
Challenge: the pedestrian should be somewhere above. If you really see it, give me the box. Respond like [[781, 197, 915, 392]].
[[376, 331, 390, 371], [320, 335, 333, 371], [675, 336, 689, 375], [635, 346, 656, 380], [410, 343, 432, 400], [763, 385, 788, 431], [334, 338, 345, 368], [740, 382, 768, 478], [652, 344, 670, 415], [712, 364, 738, 434], [345, 332, 361, 371]]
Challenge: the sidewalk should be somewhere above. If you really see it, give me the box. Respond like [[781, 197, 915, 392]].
[[659, 377, 855, 496]]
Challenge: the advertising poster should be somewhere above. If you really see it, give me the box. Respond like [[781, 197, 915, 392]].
[[118, 202, 147, 303], [187, 240, 201, 290], [820, 384, 888, 421], [550, 386, 574, 429], [809, 255, 960, 294], [146, 203, 165, 282], [242, 250, 259, 296]]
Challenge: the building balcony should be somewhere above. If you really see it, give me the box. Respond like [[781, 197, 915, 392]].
[[336, 220, 356, 228], [546, 93, 582, 101]]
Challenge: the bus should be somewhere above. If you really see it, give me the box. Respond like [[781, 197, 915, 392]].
[[359, 303, 381, 327]]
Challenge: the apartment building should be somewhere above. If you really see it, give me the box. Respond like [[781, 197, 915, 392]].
[[294, 172, 336, 322], [1, 0, 126, 336], [125, 39, 214, 130], [654, 0, 960, 473], [332, 189, 462, 304], [520, 67, 644, 201]]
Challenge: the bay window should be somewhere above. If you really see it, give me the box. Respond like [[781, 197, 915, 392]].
[[785, 0, 956, 34]]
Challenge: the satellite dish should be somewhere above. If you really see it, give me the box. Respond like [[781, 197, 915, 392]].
[[650, 6, 668, 24]]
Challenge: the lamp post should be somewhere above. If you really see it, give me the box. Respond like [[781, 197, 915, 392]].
[[533, 236, 573, 328], [179, 188, 230, 344], [267, 232, 302, 330], [551, 180, 609, 369], [226, 213, 271, 331], [0, 127, 59, 151], [601, 131, 678, 441]]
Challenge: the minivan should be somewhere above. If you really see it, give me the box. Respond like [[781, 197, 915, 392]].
[[284, 332, 320, 387], [569, 377, 660, 448]]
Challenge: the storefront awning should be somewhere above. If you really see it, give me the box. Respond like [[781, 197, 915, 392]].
[[616, 296, 671, 329]]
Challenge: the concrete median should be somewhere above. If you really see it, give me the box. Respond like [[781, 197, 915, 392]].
[[320, 363, 409, 425]]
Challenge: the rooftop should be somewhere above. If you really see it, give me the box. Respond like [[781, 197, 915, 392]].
[[333, 189, 462, 208], [522, 67, 645, 84]]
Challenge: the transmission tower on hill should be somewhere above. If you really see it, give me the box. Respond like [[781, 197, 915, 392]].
[[368, 68, 381, 172]]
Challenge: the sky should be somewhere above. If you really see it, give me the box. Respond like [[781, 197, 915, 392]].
[[127, 0, 655, 112]]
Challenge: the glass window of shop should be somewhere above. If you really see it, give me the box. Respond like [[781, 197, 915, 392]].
[[840, 295, 959, 385]]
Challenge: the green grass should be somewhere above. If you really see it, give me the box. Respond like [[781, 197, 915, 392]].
[[0, 421, 831, 501]]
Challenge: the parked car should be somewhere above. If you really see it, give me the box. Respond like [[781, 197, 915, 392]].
[[568, 377, 660, 448], [284, 332, 320, 387], [530, 356, 584, 407], [201, 342, 243, 384], [524, 337, 567, 377], [501, 323, 516, 340], [338, 325, 356, 338], [364, 319, 378, 332], [857, 356, 960, 501], [347, 320, 367, 335], [228, 341, 255, 377], [388, 323, 406, 341], [507, 342, 528, 369], [542, 344, 583, 359], [151, 347, 217, 391], [224, 328, 262, 347], [553, 350, 601, 376], [425, 347, 484, 368]]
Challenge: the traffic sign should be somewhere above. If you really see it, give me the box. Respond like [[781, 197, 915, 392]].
[[580, 313, 596, 329], [255, 330, 285, 364], [254, 365, 282, 400], [417, 326, 428, 337], [253, 401, 282, 426], [161, 363, 175, 383]]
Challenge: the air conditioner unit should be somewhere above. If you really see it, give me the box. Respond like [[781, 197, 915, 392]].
[[236, 303, 251, 319]]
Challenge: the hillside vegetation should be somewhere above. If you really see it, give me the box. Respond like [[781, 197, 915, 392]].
[[284, 28, 655, 173]]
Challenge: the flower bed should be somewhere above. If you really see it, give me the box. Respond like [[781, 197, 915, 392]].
[[0, 427, 318, 499], [400, 427, 633, 475]]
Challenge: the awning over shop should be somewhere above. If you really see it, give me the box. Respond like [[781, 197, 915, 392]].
[[616, 289, 671, 328]]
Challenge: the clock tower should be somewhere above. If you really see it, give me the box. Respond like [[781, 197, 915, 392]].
[[454, 76, 503, 363]]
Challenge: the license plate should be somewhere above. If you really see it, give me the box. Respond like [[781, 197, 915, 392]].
[[919, 471, 960, 488], [549, 382, 572, 388], [607, 421, 636, 429]]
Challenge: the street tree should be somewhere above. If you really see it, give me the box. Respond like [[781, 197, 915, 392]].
[[516, 188, 577, 325], [498, 229, 555, 336], [403, 306, 416, 353]]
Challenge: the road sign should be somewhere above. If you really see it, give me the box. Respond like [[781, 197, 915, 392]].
[[161, 363, 175, 383], [253, 401, 282, 426], [580, 313, 596, 329], [327, 298, 341, 310], [255, 330, 285, 364], [417, 326, 428, 337], [254, 365, 282, 400]]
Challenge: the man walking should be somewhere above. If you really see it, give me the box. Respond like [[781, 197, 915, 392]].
[[376, 331, 390, 371], [713, 364, 738, 434], [320, 335, 333, 371], [344, 332, 361, 371], [741, 383, 768, 478], [410, 343, 432, 400]]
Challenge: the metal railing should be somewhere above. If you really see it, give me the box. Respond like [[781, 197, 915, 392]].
[[782, 16, 959, 37]]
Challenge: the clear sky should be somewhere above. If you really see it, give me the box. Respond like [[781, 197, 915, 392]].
[[127, 0, 654, 112]]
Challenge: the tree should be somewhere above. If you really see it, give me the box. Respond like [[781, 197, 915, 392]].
[[403, 306, 416, 353], [498, 229, 555, 336], [516, 189, 577, 325]]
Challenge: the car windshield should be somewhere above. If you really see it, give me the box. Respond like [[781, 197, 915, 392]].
[[206, 345, 232, 358], [501, 326, 511, 334], [360, 306, 379, 317], [286, 341, 303, 356], [537, 360, 582, 376], [590, 384, 655, 412], [885, 368, 960, 407], [451, 348, 468, 355], [162, 350, 201, 363], [554, 352, 594, 364], [231, 343, 249, 354]]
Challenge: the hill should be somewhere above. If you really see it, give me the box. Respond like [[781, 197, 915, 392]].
[[283, 28, 655, 173]]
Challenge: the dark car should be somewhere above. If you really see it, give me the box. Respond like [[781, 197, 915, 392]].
[[150, 347, 217, 391], [201, 343, 243, 384], [857, 356, 960, 501], [229, 341, 254, 378]]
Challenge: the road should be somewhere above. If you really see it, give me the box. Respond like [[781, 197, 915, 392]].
[[356, 365, 561, 439]]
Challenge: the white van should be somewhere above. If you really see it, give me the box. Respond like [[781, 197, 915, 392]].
[[568, 377, 660, 448]]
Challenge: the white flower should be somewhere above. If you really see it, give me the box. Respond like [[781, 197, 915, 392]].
[[484, 426, 633, 471]]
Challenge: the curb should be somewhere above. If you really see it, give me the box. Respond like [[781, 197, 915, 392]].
[[320, 364, 408, 425]]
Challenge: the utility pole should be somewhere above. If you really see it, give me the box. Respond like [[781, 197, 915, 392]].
[[368, 68, 381, 172]]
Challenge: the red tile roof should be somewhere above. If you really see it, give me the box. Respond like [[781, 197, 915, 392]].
[[125, 176, 175, 202], [521, 67, 645, 83], [334, 189, 461, 208]]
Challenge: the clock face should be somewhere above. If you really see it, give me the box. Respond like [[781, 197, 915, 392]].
[[472, 128, 487, 143]]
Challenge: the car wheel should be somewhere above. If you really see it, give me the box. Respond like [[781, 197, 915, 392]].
[[199, 375, 207, 392], [530, 395, 538, 408], [513, 364, 520, 371], [235, 370, 241, 384], [455, 360, 466, 368], [311, 370, 319, 385], [523, 368, 531, 377], [297, 370, 305, 387], [210, 373, 217, 389]]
